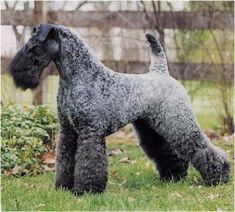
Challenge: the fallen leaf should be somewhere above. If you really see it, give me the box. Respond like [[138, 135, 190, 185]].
[[3, 170, 11, 177], [145, 161, 152, 170], [171, 191, 182, 198], [128, 197, 135, 203], [12, 166, 22, 175], [117, 180, 127, 187], [207, 193, 219, 200], [43, 165, 55, 172], [119, 156, 131, 164], [35, 203, 45, 208], [204, 129, 220, 140], [222, 134, 234, 143], [115, 131, 127, 139], [126, 132, 135, 139], [42, 151, 56, 164], [108, 148, 123, 156], [131, 160, 136, 164]]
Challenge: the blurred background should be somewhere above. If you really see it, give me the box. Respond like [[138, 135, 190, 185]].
[[1, 0, 234, 134], [1, 2, 234, 209]]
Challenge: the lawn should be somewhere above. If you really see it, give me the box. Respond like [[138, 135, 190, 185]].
[[2, 130, 234, 211], [1, 77, 234, 210]]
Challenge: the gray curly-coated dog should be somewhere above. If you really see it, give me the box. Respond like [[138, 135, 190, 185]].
[[10, 24, 230, 195]]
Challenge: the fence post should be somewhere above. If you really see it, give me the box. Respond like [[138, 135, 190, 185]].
[[32, 1, 48, 105]]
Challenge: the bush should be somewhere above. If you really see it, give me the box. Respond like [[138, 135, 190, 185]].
[[1, 104, 58, 176]]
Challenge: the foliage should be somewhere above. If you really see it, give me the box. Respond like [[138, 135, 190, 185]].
[[174, 2, 234, 134], [1, 136, 234, 211], [1, 104, 58, 176], [186, 1, 234, 11]]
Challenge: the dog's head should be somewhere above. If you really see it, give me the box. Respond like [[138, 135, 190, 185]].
[[10, 24, 60, 89]]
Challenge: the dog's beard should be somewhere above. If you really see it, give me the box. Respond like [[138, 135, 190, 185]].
[[10, 51, 50, 90], [11, 68, 42, 90]]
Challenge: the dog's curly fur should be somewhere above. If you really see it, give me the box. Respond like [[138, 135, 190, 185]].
[[10, 24, 230, 195]]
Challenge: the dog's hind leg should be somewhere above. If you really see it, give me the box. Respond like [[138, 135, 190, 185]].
[[191, 134, 230, 185], [133, 119, 189, 181]]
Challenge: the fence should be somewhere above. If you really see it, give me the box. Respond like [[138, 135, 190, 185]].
[[1, 1, 234, 107]]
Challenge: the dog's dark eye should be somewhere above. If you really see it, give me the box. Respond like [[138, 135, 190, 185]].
[[28, 45, 36, 52], [29, 46, 41, 55]]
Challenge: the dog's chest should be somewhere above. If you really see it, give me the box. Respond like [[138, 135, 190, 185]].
[[58, 86, 101, 129]]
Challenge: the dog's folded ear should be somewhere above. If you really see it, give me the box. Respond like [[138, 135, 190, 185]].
[[35, 24, 61, 59], [37, 24, 59, 42]]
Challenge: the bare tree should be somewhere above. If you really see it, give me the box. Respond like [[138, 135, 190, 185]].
[[4, 0, 27, 49], [137, 1, 165, 49], [191, 2, 233, 134], [179, 1, 234, 133]]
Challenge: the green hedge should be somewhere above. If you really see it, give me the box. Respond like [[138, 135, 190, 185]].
[[1, 104, 58, 176]]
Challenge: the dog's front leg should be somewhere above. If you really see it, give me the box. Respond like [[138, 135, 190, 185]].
[[55, 126, 78, 190], [73, 134, 108, 195]]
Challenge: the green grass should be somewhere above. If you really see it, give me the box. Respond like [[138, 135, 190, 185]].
[[185, 80, 234, 130], [1, 78, 234, 210], [2, 135, 234, 211]]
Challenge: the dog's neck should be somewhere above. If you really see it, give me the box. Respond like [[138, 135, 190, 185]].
[[54, 28, 109, 87]]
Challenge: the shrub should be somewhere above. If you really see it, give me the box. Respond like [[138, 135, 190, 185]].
[[1, 104, 58, 176]]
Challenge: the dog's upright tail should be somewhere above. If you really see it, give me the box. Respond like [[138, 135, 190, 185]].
[[145, 33, 169, 75]]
